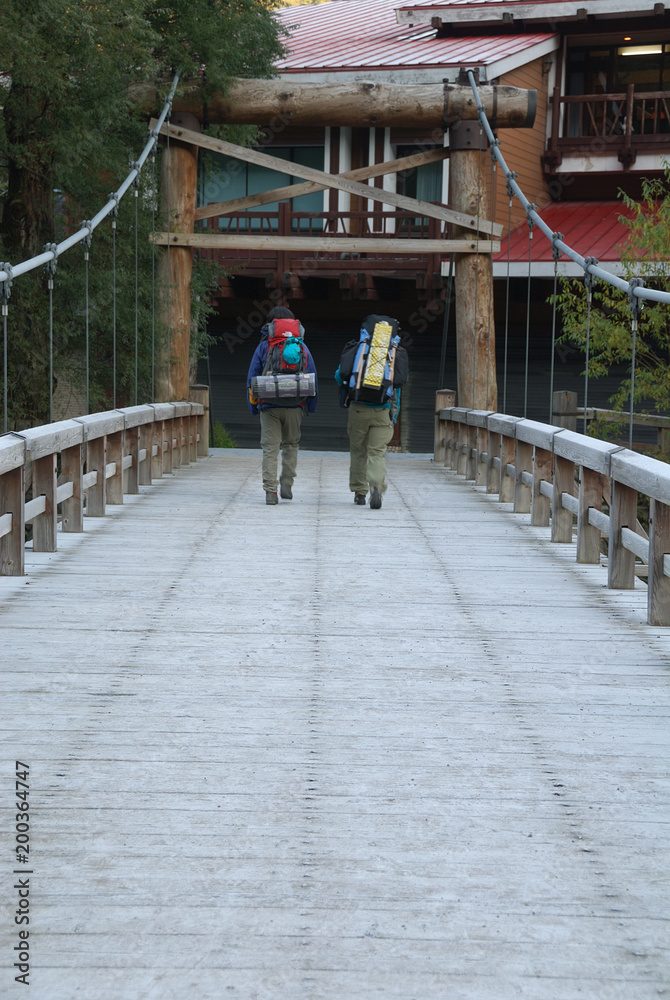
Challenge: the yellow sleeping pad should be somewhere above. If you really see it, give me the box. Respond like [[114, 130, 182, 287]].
[[362, 322, 393, 388]]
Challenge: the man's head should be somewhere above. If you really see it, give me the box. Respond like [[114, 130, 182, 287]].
[[268, 306, 295, 321]]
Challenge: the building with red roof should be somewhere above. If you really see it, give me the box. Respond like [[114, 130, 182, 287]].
[[199, 0, 670, 447]]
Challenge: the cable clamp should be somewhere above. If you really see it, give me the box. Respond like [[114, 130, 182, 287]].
[[526, 203, 537, 234], [551, 231, 564, 262], [628, 276, 645, 330], [489, 137, 500, 165], [0, 263, 12, 314], [505, 171, 518, 201], [43, 243, 58, 289], [131, 160, 141, 192]]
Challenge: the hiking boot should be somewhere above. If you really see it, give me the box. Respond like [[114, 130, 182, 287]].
[[354, 493, 366, 505], [280, 480, 293, 500], [370, 486, 382, 510], [265, 491, 279, 505]]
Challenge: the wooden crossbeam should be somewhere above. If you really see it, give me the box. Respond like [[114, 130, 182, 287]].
[[152, 120, 502, 238], [152, 233, 501, 254], [193, 146, 452, 221]]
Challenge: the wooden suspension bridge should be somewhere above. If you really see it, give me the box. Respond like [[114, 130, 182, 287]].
[[0, 399, 669, 998]]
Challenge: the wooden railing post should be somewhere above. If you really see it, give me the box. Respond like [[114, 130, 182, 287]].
[[532, 446, 553, 526], [434, 389, 456, 463], [552, 454, 575, 543], [578, 467, 607, 563], [31, 453, 57, 551], [0, 436, 26, 576], [513, 438, 532, 513], [648, 499, 670, 625], [190, 384, 211, 457], [552, 390, 577, 430], [608, 478, 637, 589], [486, 429, 501, 494], [500, 431, 515, 503], [61, 442, 84, 532], [106, 428, 125, 505]]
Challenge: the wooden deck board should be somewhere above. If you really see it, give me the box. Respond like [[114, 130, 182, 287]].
[[1, 451, 668, 999]]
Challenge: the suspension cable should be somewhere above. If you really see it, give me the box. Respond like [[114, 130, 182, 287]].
[[111, 198, 118, 409], [0, 73, 179, 288], [628, 278, 645, 449], [44, 244, 58, 423], [524, 206, 536, 418], [81, 222, 93, 415], [488, 138, 499, 407], [464, 71, 670, 310], [582, 258, 598, 435], [1, 264, 12, 433], [438, 255, 454, 389], [132, 162, 140, 405], [549, 231, 563, 423], [503, 172, 517, 414]]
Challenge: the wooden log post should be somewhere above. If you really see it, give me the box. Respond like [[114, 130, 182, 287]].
[[450, 121, 497, 412], [648, 499, 670, 625], [156, 113, 199, 403]]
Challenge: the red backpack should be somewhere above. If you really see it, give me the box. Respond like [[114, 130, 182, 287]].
[[263, 318, 307, 376]]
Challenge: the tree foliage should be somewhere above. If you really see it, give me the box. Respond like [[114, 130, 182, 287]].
[[554, 168, 670, 420], [0, 0, 284, 425]]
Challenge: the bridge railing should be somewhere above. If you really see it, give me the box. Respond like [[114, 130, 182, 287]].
[[0, 396, 208, 577], [435, 391, 670, 626]]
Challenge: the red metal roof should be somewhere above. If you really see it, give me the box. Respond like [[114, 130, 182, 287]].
[[495, 201, 636, 264], [276, 0, 554, 73]]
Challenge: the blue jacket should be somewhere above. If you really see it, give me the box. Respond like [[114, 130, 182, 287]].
[[247, 334, 318, 415]]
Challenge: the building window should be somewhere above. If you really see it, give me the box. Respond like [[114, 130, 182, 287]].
[[200, 146, 324, 231]]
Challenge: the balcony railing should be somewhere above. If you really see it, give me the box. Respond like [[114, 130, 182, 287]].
[[544, 85, 670, 170], [202, 203, 444, 239]]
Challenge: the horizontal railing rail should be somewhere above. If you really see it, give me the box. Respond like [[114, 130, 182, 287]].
[[434, 390, 670, 626], [0, 394, 209, 576]]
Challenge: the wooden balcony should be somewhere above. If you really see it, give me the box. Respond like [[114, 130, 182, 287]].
[[198, 201, 450, 299], [543, 86, 670, 171]]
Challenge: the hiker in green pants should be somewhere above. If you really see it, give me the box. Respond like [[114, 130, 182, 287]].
[[335, 315, 408, 510]]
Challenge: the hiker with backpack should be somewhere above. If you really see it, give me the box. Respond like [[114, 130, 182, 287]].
[[335, 314, 409, 510], [247, 306, 318, 505]]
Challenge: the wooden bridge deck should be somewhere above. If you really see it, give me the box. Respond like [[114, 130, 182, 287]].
[[1, 450, 669, 999]]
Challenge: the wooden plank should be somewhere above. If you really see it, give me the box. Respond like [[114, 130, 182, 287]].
[[194, 147, 454, 222], [2, 451, 669, 998], [153, 232, 500, 254], [154, 121, 501, 237]]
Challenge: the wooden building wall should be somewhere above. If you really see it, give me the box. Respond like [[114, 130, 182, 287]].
[[492, 56, 551, 235]]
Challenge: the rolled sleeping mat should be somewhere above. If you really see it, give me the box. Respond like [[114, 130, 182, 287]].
[[251, 372, 317, 401]]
